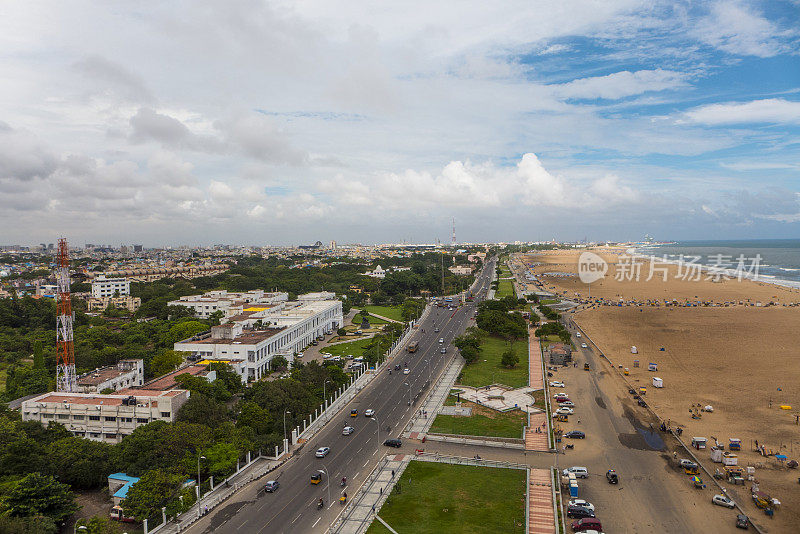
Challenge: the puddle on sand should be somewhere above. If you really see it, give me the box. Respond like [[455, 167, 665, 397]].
[[618, 407, 666, 451]]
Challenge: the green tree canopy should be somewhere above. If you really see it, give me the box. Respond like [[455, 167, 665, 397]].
[[150, 350, 184, 377], [176, 393, 229, 427], [121, 468, 185, 522], [48, 437, 115, 490], [4, 472, 79, 522]]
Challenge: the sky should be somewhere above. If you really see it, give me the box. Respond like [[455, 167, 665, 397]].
[[1, 0, 799, 246]]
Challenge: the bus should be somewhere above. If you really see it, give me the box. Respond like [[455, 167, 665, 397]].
[[407, 342, 418, 353]]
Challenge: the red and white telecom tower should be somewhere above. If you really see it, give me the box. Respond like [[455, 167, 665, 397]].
[[55, 238, 77, 392]]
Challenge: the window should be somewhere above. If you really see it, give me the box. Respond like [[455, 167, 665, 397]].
[[105, 416, 116, 422], [161, 412, 171, 418], [42, 413, 53, 419], [57, 414, 69, 420], [136, 418, 149, 424], [73, 415, 84, 420], [89, 415, 100, 421], [121, 417, 133, 423], [104, 433, 117, 439]]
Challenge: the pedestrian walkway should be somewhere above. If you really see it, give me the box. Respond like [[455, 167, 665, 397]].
[[331, 454, 411, 534], [404, 354, 464, 440], [529, 335, 544, 389], [525, 414, 549, 451], [525, 331, 550, 452], [528, 468, 556, 534]]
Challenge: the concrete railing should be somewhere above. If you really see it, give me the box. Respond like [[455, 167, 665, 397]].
[[413, 451, 529, 470]]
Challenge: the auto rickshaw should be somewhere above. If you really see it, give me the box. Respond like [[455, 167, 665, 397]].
[[556, 414, 568, 422], [583, 363, 590, 371], [350, 409, 358, 417], [311, 473, 322, 485], [638, 387, 647, 396]]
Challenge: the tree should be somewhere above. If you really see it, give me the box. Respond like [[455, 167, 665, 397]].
[[236, 401, 272, 435], [151, 349, 184, 377], [336, 327, 347, 337], [32, 340, 44, 369], [208, 362, 242, 396], [163, 320, 210, 345], [201, 442, 238, 479], [49, 437, 115, 490], [122, 468, 185, 522], [74, 516, 117, 534], [176, 393, 229, 426], [271, 356, 288, 372], [4, 472, 79, 522], [0, 515, 58, 534], [501, 349, 519, 368]]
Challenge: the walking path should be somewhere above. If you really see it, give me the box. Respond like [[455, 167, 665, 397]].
[[528, 469, 556, 534], [524, 333, 549, 452], [403, 354, 464, 439]]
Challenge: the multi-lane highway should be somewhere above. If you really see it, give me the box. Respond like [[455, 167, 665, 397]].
[[189, 259, 496, 533]]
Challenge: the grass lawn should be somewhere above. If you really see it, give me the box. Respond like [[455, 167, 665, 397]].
[[361, 305, 404, 322], [540, 298, 559, 305], [459, 336, 528, 388], [351, 313, 388, 325], [323, 337, 377, 358], [366, 462, 526, 534], [429, 399, 527, 439], [495, 277, 515, 299]]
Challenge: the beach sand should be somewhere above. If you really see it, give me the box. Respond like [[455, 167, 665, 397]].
[[519, 249, 800, 530]]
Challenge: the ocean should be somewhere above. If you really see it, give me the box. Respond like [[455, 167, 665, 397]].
[[634, 239, 800, 289]]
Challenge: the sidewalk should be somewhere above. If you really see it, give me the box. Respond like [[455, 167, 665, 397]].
[[403, 354, 464, 439], [528, 468, 556, 534], [525, 332, 549, 452]]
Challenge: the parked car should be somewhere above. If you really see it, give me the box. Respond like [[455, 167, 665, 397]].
[[434, 327, 440, 332], [679, 459, 697, 469], [549, 381, 565, 388], [553, 394, 570, 402], [566, 505, 595, 519], [580, 343, 588, 348], [576, 332, 581, 338], [560, 400, 575, 408], [264, 480, 280, 493], [568, 499, 594, 512], [562, 466, 588, 478], [556, 407, 574, 415], [736, 514, 750, 529], [342, 426, 354, 436], [712, 494, 735, 508], [564, 430, 586, 439], [606, 469, 619, 484], [365, 409, 375, 417], [383, 439, 402, 448], [571, 517, 601, 532], [315, 447, 330, 458]]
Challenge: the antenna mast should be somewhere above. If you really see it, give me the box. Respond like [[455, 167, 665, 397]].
[[451, 217, 456, 245], [55, 238, 77, 392]]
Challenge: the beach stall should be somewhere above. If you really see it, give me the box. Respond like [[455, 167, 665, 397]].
[[633, 359, 640, 368], [729, 438, 741, 451], [652, 377, 663, 388], [723, 453, 739, 466], [648, 362, 658, 371], [631, 346, 638, 354], [711, 447, 724, 463], [692, 437, 708, 450]]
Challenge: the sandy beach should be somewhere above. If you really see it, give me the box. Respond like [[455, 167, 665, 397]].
[[519, 249, 800, 530]]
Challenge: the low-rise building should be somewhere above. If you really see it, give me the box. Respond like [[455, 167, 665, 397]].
[[548, 343, 573, 365], [448, 265, 473, 276], [21, 389, 190, 443], [76, 359, 144, 393], [167, 290, 288, 319], [92, 275, 130, 298], [87, 295, 141, 313]]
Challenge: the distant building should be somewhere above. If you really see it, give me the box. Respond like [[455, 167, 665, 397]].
[[89, 264, 228, 283], [468, 253, 486, 263], [21, 389, 189, 443], [76, 359, 144, 393], [92, 275, 130, 298], [349, 285, 363, 293], [364, 265, 386, 278], [87, 295, 141, 313], [548, 343, 572, 365], [167, 290, 288, 319], [448, 265, 473, 276]]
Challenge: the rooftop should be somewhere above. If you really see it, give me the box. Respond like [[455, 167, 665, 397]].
[[136, 364, 211, 391], [177, 326, 285, 346]]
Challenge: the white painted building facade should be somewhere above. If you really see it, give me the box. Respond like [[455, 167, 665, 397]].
[[167, 289, 288, 319], [91, 275, 131, 298]]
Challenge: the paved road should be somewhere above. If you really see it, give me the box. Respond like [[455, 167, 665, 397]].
[[187, 259, 496, 534], [553, 322, 742, 533]]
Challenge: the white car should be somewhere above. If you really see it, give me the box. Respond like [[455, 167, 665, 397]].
[[560, 400, 575, 408], [549, 381, 565, 388], [556, 407, 574, 415], [712, 494, 735, 508], [576, 332, 581, 338], [403, 368, 410, 374], [315, 447, 330, 458], [364, 409, 375, 417], [342, 426, 354, 436], [568, 499, 595, 512], [581, 343, 588, 348], [438, 338, 444, 343]]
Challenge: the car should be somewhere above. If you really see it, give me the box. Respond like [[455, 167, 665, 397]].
[[342, 426, 354, 435], [364, 409, 375, 417], [355, 330, 363, 334], [562, 466, 588, 478], [440, 347, 446, 354], [553, 393, 569, 401], [403, 367, 410, 374], [564, 430, 585, 439], [350, 409, 358, 417], [736, 514, 750, 529], [712, 494, 735, 508], [566, 505, 595, 519], [310, 473, 322, 485], [678, 459, 697, 469], [576, 332, 581, 338], [434, 327, 440, 332], [567, 500, 594, 512], [606, 469, 619, 484], [264, 480, 280, 492], [315, 447, 330, 458], [383, 438, 402, 448], [560, 400, 575, 408], [571, 518, 601, 532], [438, 338, 444, 343], [394, 364, 401, 370], [549, 381, 565, 388], [581, 343, 588, 348], [556, 407, 574, 415]]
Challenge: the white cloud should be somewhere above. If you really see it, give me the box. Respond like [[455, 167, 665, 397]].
[[685, 98, 800, 125], [553, 69, 689, 100]]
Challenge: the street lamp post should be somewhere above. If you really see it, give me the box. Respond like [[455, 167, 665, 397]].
[[322, 379, 332, 422], [197, 454, 206, 518], [318, 466, 331, 507], [283, 409, 291, 443]]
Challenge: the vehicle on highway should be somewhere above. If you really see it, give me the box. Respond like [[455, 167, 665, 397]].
[[350, 409, 358, 417], [562, 466, 588, 478], [364, 409, 375, 417], [440, 347, 446, 354], [606, 469, 619, 484], [736, 514, 750, 529], [342, 426, 354, 435], [403, 367, 410, 374], [571, 518, 601, 532], [394, 364, 401, 370], [549, 381, 565, 388], [566, 505, 595, 519], [407, 342, 418, 353], [315, 447, 330, 458], [383, 438, 402, 448], [434, 326, 440, 332], [264, 480, 280, 493], [712, 494, 735, 508], [556, 407, 574, 415], [564, 430, 585, 439], [567, 499, 594, 512], [311, 473, 322, 485], [581, 343, 588, 348], [438, 338, 444, 343], [560, 400, 575, 408]]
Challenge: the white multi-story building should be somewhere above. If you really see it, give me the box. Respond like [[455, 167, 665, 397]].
[[92, 275, 130, 298], [167, 290, 288, 319], [21, 389, 189, 443], [173, 293, 343, 382], [76, 359, 144, 393]]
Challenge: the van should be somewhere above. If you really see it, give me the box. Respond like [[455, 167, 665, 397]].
[[562, 466, 588, 479]]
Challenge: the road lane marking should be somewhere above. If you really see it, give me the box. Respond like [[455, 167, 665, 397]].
[[292, 514, 302, 524], [363, 460, 369, 467], [313, 517, 321, 528]]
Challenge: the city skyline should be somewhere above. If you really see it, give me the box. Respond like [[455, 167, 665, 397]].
[[1, 1, 799, 245]]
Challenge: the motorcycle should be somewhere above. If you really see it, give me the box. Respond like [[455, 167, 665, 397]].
[[341, 478, 347, 487], [317, 499, 324, 510]]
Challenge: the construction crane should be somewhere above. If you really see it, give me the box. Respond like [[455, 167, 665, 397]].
[[55, 238, 77, 392]]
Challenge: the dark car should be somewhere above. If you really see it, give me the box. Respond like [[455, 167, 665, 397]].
[[566, 505, 595, 519], [736, 514, 750, 529], [383, 439, 402, 448], [571, 517, 602, 532], [264, 480, 279, 492], [564, 430, 586, 439], [606, 469, 619, 484], [638, 399, 647, 407]]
